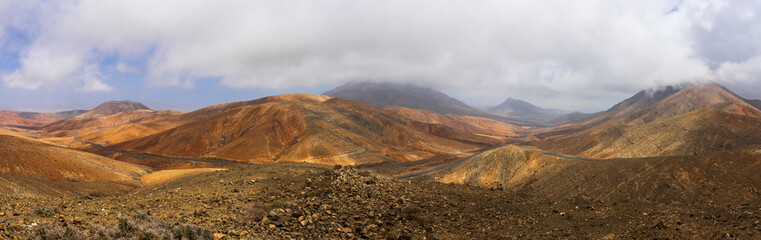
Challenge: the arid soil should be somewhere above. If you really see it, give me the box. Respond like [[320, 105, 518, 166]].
[[2, 164, 760, 239]]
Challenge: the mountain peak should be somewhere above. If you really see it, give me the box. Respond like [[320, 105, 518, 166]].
[[488, 97, 566, 122], [588, 81, 761, 127], [324, 81, 472, 114], [85, 100, 150, 117]]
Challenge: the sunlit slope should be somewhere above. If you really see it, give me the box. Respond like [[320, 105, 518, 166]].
[[113, 94, 488, 165], [438, 145, 540, 188], [538, 108, 761, 158], [0, 134, 151, 197], [435, 144, 761, 203]]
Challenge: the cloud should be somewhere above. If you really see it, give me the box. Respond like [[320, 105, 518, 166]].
[[76, 65, 112, 92], [0, 0, 759, 110]]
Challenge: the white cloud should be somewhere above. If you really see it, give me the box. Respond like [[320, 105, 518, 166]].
[[115, 62, 138, 74], [76, 65, 112, 92], [0, 0, 759, 110]]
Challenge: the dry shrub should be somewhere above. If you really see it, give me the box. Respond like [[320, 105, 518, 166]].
[[239, 202, 268, 226], [30, 223, 86, 240]]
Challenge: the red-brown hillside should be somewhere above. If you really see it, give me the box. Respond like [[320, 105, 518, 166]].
[[0, 134, 150, 197], [111, 94, 492, 165]]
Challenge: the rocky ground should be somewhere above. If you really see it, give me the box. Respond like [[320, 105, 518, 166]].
[[2, 163, 761, 239]]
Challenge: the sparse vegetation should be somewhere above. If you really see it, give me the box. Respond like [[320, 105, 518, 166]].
[[31, 223, 86, 240], [239, 202, 268, 226], [31, 212, 212, 240], [32, 206, 59, 217]]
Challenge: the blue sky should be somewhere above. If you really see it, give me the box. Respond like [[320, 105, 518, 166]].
[[1, 1, 760, 113]]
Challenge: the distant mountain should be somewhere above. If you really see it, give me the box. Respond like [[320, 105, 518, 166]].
[[324, 81, 536, 126], [488, 97, 568, 122], [43, 100, 179, 137], [386, 107, 520, 138], [111, 94, 496, 165], [83, 100, 150, 118], [56, 110, 88, 118], [746, 99, 761, 110], [324, 82, 473, 114]]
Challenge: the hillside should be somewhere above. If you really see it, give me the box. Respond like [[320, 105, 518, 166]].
[[537, 108, 761, 158], [111, 94, 491, 165], [432, 144, 761, 204], [43, 109, 181, 135], [0, 134, 150, 197], [438, 145, 538, 188], [488, 97, 567, 122], [386, 107, 521, 138], [0, 110, 78, 128], [539, 82, 761, 139]]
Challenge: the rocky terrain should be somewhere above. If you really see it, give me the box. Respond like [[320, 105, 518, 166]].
[[3, 164, 761, 239]]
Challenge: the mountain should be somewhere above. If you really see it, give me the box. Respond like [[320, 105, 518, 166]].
[[42, 100, 179, 137], [537, 108, 761, 158], [539, 82, 761, 138], [599, 82, 761, 124], [488, 97, 568, 122], [530, 82, 761, 159], [56, 109, 88, 118], [81, 100, 150, 118], [324, 82, 472, 115], [323, 82, 536, 125], [746, 99, 761, 110], [0, 134, 149, 197], [110, 94, 493, 165]]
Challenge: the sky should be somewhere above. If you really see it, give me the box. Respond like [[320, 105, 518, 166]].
[[1, 0, 760, 112]]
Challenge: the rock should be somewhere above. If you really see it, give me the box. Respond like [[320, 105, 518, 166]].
[[268, 224, 277, 229], [428, 232, 441, 240], [213, 233, 226, 240], [269, 208, 285, 220]]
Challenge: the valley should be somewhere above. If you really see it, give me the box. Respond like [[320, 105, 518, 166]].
[[2, 82, 761, 239]]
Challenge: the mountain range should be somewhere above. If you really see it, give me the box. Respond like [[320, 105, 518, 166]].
[[2, 80, 761, 238]]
